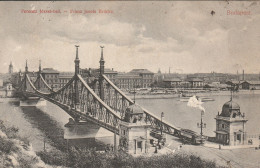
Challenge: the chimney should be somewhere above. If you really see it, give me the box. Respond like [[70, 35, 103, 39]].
[[242, 70, 244, 81]]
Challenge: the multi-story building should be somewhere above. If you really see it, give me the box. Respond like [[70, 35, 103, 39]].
[[129, 69, 154, 88], [163, 78, 182, 88], [115, 73, 142, 89], [59, 72, 74, 87], [81, 68, 154, 89], [41, 68, 60, 88], [187, 78, 205, 88]]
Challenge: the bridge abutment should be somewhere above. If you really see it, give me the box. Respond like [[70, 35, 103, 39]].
[[20, 97, 46, 107], [64, 118, 118, 146]]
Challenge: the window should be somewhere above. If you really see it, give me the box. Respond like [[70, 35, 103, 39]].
[[237, 134, 241, 141], [222, 124, 225, 129]]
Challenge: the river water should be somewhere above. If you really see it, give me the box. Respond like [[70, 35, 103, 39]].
[[0, 91, 259, 152], [136, 91, 260, 137]]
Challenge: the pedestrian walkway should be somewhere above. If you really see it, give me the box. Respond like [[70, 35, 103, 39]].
[[203, 140, 259, 150]]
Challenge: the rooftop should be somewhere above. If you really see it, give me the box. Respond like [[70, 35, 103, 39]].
[[59, 72, 74, 78], [117, 73, 141, 79], [187, 78, 204, 82], [163, 78, 182, 82], [243, 81, 260, 85], [42, 68, 59, 74], [129, 69, 154, 74]]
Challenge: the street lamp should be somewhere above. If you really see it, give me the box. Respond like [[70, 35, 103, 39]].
[[197, 110, 206, 144], [161, 112, 164, 135]]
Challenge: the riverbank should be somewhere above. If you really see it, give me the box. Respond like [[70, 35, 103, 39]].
[[0, 120, 50, 167], [127, 90, 260, 99]]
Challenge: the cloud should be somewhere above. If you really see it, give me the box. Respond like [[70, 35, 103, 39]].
[[0, 1, 259, 74]]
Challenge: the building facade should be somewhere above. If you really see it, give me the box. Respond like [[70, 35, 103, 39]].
[[81, 68, 154, 89], [187, 78, 205, 88], [59, 72, 74, 87], [241, 81, 260, 90], [41, 68, 60, 88], [163, 78, 182, 88], [115, 73, 142, 89], [129, 69, 154, 88]]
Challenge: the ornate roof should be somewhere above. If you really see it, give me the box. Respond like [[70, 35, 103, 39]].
[[220, 100, 240, 117], [124, 104, 144, 123], [125, 104, 144, 114]]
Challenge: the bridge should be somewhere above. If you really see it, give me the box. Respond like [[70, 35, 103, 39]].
[[16, 45, 180, 138]]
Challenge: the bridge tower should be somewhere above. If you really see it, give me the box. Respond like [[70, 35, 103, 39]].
[[25, 60, 28, 73], [38, 60, 41, 89], [74, 45, 80, 110], [24, 60, 28, 91], [38, 60, 42, 74], [99, 46, 105, 101]]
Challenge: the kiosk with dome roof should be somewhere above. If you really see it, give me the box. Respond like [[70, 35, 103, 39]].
[[215, 97, 248, 146], [118, 103, 151, 154]]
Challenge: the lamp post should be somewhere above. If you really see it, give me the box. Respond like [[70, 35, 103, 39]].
[[161, 112, 164, 135], [197, 110, 206, 144]]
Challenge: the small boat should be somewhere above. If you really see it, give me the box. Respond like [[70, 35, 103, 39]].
[[198, 97, 215, 102], [180, 96, 214, 102]]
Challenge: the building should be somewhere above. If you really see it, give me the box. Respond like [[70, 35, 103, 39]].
[[115, 73, 142, 89], [103, 68, 118, 83], [215, 100, 248, 146], [81, 68, 154, 89], [9, 62, 13, 74], [119, 104, 151, 154], [187, 78, 204, 88], [163, 78, 182, 88], [0, 83, 13, 97], [41, 68, 60, 88], [81, 68, 118, 83], [226, 80, 243, 90], [129, 69, 154, 88], [59, 72, 74, 87], [241, 81, 260, 90], [5, 83, 13, 97]]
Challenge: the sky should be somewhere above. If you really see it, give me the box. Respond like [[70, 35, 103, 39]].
[[0, 1, 259, 74]]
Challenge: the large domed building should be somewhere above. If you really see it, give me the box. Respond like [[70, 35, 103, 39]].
[[215, 99, 248, 146]]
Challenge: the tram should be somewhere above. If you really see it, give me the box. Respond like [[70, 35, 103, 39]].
[[178, 129, 206, 145]]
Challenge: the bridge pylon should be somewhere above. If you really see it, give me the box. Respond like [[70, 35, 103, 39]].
[[99, 46, 105, 101], [74, 45, 80, 111]]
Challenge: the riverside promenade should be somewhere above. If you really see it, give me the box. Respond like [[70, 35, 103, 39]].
[[164, 135, 260, 168]]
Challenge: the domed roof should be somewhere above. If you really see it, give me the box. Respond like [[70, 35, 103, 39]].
[[124, 103, 144, 123], [125, 104, 144, 114], [223, 100, 240, 109], [220, 100, 240, 117]]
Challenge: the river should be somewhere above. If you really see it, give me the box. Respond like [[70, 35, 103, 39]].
[[136, 91, 260, 137]]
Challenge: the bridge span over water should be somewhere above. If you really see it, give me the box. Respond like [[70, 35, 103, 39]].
[[16, 46, 181, 138]]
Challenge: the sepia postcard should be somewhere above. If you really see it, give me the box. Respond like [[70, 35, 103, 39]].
[[0, 1, 259, 168]]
